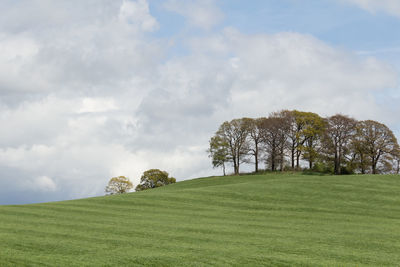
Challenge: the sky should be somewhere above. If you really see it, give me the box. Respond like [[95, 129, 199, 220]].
[[1, 0, 400, 204]]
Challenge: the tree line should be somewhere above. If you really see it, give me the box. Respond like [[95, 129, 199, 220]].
[[208, 110, 400, 175]]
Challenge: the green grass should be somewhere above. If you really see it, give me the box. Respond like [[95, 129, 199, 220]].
[[1, 173, 400, 266]]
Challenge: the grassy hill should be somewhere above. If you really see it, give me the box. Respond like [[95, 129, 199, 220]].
[[1, 173, 400, 266]]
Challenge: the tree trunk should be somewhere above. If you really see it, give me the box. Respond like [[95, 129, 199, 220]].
[[255, 147, 258, 173], [360, 154, 365, 174], [233, 156, 238, 175], [372, 157, 377, 174], [334, 149, 338, 175], [296, 150, 300, 169], [291, 145, 295, 169], [280, 145, 284, 171], [337, 149, 342, 175], [271, 146, 276, 171]]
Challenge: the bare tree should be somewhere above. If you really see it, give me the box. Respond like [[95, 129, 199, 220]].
[[278, 110, 298, 169], [350, 133, 369, 174], [355, 120, 399, 174], [215, 118, 250, 175], [246, 117, 265, 172], [270, 111, 291, 170], [324, 114, 357, 174]]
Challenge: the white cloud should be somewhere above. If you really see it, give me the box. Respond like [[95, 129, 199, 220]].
[[173, 29, 397, 120], [119, 0, 159, 32], [33, 176, 57, 192], [342, 0, 400, 17], [78, 97, 118, 113], [164, 0, 223, 30]]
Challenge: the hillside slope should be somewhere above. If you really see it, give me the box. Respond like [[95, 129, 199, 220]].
[[1, 173, 400, 266]]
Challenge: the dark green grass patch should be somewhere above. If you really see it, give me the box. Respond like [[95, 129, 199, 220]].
[[1, 173, 400, 266]]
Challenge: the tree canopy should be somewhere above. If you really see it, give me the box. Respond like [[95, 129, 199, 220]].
[[105, 176, 133, 195], [213, 119, 251, 175], [208, 135, 230, 176], [354, 120, 398, 174], [135, 169, 176, 191]]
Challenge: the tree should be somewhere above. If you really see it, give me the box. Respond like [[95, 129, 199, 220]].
[[295, 111, 325, 169], [135, 169, 176, 191], [270, 111, 291, 171], [260, 116, 287, 171], [215, 119, 250, 175], [246, 117, 265, 172], [208, 135, 230, 175], [350, 130, 370, 174], [281, 110, 319, 169], [323, 114, 357, 174], [277, 110, 297, 169], [355, 120, 398, 174], [105, 176, 133, 195]]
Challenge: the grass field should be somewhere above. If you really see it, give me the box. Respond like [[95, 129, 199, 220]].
[[1, 173, 400, 266]]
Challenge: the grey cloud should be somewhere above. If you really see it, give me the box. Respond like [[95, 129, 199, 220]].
[[0, 165, 66, 205], [0, 1, 121, 34], [0, 0, 162, 106]]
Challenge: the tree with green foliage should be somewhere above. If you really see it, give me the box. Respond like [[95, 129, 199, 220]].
[[105, 176, 133, 195], [135, 169, 176, 191], [208, 135, 230, 175], [295, 111, 325, 169]]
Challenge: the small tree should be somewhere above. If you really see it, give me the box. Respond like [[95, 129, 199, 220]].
[[135, 169, 176, 191], [208, 135, 230, 175], [105, 176, 133, 195]]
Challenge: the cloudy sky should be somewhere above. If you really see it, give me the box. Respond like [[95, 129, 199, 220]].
[[1, 0, 400, 204]]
